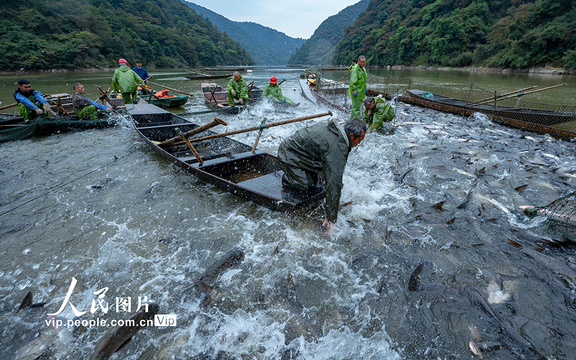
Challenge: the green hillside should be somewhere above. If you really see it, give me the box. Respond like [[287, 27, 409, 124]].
[[333, 0, 576, 69], [288, 0, 370, 66], [184, 2, 305, 65], [0, 0, 254, 71]]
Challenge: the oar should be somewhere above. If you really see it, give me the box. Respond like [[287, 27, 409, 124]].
[[251, 118, 267, 153], [470, 84, 567, 106], [0, 102, 18, 111], [466, 86, 538, 106], [48, 100, 71, 117], [188, 112, 333, 144], [147, 81, 194, 97], [159, 117, 228, 147]]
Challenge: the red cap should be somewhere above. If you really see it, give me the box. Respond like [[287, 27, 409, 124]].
[[270, 76, 277, 84], [118, 58, 128, 65]]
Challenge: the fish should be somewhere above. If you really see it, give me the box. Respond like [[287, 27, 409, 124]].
[[407, 263, 424, 291], [432, 200, 445, 211], [469, 340, 504, 358], [88, 303, 160, 360], [452, 167, 476, 178], [514, 184, 528, 193], [457, 182, 477, 209], [196, 248, 245, 285], [16, 291, 45, 313]]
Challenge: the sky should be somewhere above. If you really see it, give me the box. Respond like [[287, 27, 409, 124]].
[[186, 0, 363, 39]]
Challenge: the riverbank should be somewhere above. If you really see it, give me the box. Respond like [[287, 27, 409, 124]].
[[385, 64, 576, 76]]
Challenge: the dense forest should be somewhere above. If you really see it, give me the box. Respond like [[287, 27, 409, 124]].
[[288, 0, 370, 65], [185, 2, 305, 65], [0, 0, 253, 71], [333, 0, 576, 69]]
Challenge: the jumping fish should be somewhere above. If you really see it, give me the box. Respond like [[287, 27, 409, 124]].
[[407, 263, 424, 291], [469, 340, 504, 358], [196, 248, 245, 285], [88, 303, 160, 360], [16, 291, 45, 313]]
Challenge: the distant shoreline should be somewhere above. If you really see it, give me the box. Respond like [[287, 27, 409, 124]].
[[2, 65, 575, 76]]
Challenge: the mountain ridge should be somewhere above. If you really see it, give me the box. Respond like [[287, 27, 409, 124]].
[[184, 1, 305, 65]]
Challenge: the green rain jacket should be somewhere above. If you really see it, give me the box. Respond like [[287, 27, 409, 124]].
[[277, 119, 351, 222], [227, 76, 249, 99], [111, 64, 145, 93], [347, 63, 367, 101], [363, 96, 395, 131], [262, 83, 294, 105]]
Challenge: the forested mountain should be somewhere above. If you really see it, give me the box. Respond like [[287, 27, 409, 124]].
[[0, 0, 253, 71], [184, 2, 306, 65], [334, 0, 576, 69], [288, 0, 370, 66]]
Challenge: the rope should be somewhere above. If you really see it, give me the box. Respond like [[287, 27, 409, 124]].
[[0, 150, 134, 218], [258, 120, 267, 131]]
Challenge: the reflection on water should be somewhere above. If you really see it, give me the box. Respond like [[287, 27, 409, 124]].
[[1, 68, 576, 359]]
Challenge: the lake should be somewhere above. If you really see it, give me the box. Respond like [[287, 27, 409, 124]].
[[1, 66, 576, 359]]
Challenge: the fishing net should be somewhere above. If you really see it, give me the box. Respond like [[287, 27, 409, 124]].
[[463, 84, 576, 131], [523, 192, 576, 226], [0, 116, 115, 142]]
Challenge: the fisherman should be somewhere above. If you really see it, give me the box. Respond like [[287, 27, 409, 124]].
[[71, 82, 111, 120], [132, 60, 149, 82], [262, 76, 295, 105], [111, 58, 145, 104], [348, 55, 367, 119], [278, 118, 367, 234], [362, 96, 395, 132], [226, 71, 249, 106], [13, 80, 55, 121]]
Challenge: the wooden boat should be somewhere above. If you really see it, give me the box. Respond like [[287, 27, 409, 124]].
[[185, 74, 232, 80], [0, 92, 121, 142], [201, 83, 262, 114], [128, 104, 325, 211], [204, 67, 246, 72], [139, 93, 189, 108], [403, 89, 576, 140]]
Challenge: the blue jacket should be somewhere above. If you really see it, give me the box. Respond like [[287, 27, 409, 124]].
[[13, 90, 47, 110], [132, 66, 149, 81], [72, 93, 108, 111]]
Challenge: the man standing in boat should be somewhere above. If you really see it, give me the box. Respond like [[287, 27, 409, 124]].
[[72, 82, 111, 120], [278, 118, 367, 234], [13, 80, 55, 121], [348, 55, 367, 119], [227, 71, 249, 107], [132, 60, 149, 82], [262, 76, 296, 106], [362, 96, 395, 132], [111, 58, 145, 104]]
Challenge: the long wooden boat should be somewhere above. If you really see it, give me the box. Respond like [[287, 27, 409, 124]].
[[402, 89, 576, 140], [128, 104, 325, 211], [201, 83, 262, 114], [185, 74, 232, 80], [139, 93, 189, 108]]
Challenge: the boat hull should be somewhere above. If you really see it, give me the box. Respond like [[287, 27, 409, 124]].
[[129, 104, 325, 211]]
